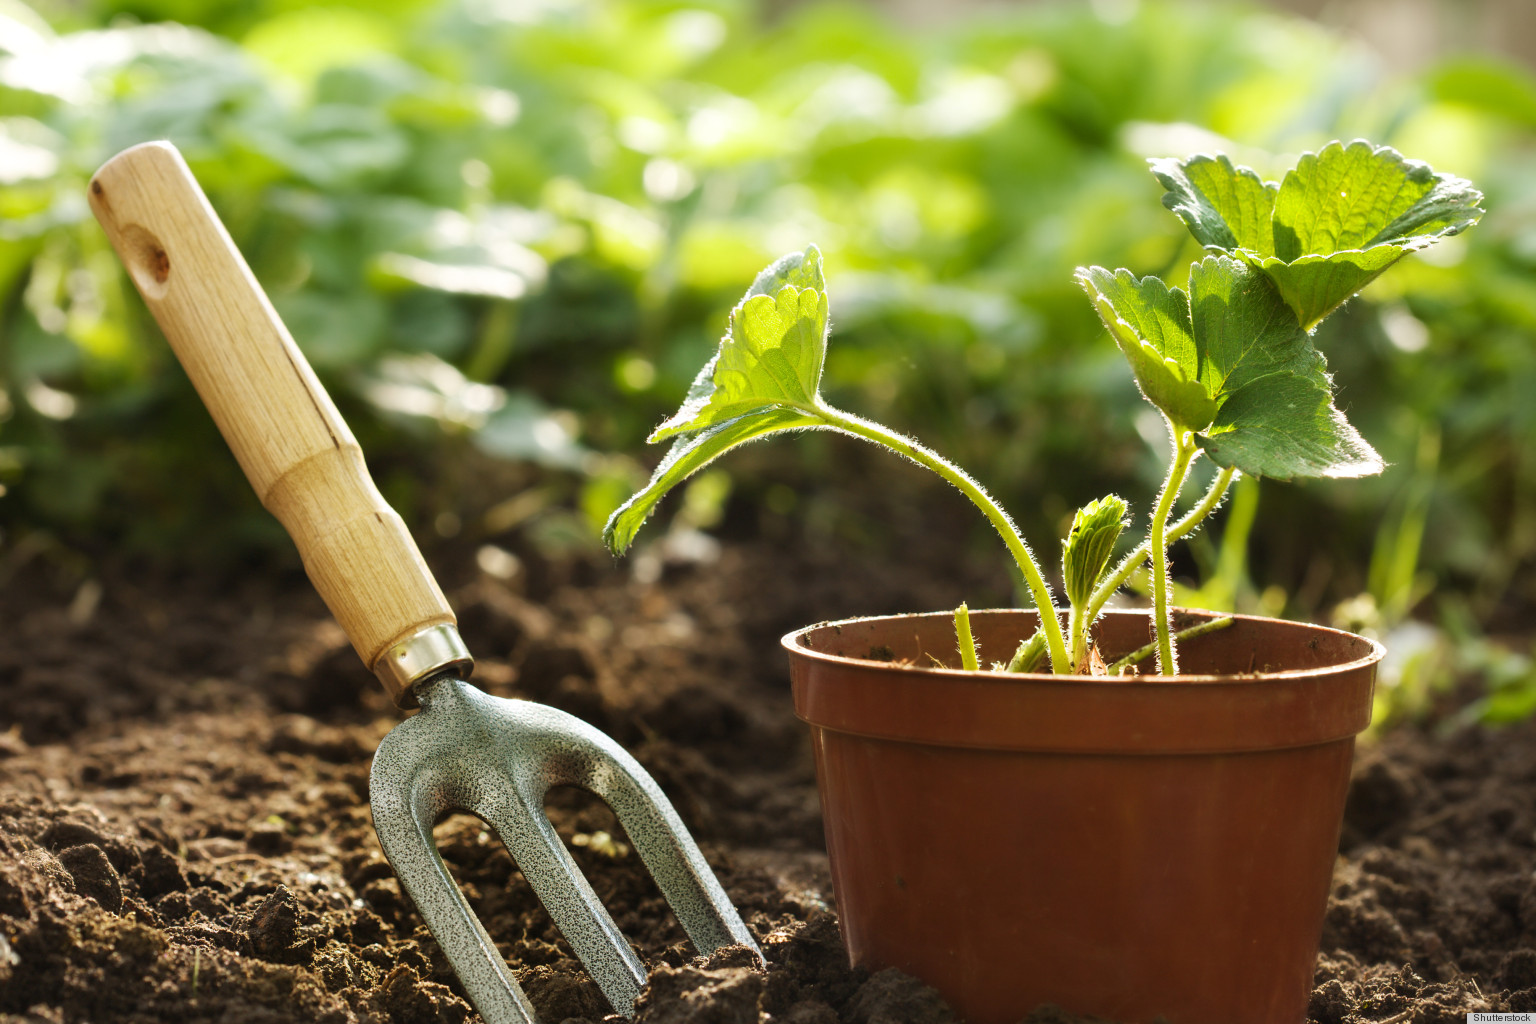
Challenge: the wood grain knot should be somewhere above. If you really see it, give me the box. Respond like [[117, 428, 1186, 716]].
[[146, 245, 169, 282], [120, 224, 171, 300]]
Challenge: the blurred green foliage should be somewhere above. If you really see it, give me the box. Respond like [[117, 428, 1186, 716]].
[[5, 0, 1536, 714]]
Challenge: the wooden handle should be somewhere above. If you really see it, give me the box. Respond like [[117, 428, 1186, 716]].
[[89, 141, 456, 705]]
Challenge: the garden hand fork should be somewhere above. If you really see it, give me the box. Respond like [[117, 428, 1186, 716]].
[[89, 141, 761, 1024]]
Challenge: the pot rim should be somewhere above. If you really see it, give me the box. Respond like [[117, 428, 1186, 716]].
[[781, 606, 1386, 686], [785, 608, 1383, 753]]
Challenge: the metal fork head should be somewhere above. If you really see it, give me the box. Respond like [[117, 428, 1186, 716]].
[[369, 677, 761, 1024]]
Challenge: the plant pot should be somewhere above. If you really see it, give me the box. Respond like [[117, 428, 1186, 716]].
[[784, 608, 1382, 1024]]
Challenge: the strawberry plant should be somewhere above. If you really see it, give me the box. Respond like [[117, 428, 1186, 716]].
[[606, 140, 1482, 675]]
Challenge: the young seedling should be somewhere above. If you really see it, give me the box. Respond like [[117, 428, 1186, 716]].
[[605, 140, 1482, 675]]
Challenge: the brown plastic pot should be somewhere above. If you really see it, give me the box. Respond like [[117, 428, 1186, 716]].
[[785, 608, 1382, 1024]]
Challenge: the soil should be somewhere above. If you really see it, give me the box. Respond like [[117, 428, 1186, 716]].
[[1, 525, 1534, 1024]]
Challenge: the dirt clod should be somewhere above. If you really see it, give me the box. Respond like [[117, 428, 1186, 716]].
[[518, 962, 610, 1021], [1501, 949, 1536, 990], [845, 967, 954, 1024], [135, 842, 187, 897], [1308, 977, 1353, 1024], [373, 963, 473, 1024], [247, 886, 300, 957], [39, 820, 108, 851], [1343, 751, 1425, 843], [780, 1000, 840, 1024], [635, 964, 765, 1024], [56, 844, 122, 913]]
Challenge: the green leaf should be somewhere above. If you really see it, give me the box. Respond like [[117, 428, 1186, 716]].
[[603, 408, 819, 554], [743, 244, 828, 298], [1154, 141, 1484, 330], [1272, 140, 1473, 258], [1079, 256, 1382, 480], [1243, 248, 1400, 337], [1198, 374, 1382, 480], [608, 246, 836, 554], [1076, 266, 1216, 432], [650, 245, 829, 442], [1152, 153, 1276, 254], [1187, 254, 1326, 397], [1004, 628, 1048, 673], [1062, 494, 1128, 609]]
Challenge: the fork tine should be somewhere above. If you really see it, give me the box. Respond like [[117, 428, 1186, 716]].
[[478, 790, 649, 1015], [370, 754, 539, 1024], [548, 716, 764, 961]]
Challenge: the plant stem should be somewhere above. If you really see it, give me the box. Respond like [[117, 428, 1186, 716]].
[[1150, 430, 1200, 674], [954, 603, 979, 671], [814, 402, 1072, 674], [1106, 616, 1235, 674], [1087, 464, 1236, 622], [1068, 603, 1083, 671]]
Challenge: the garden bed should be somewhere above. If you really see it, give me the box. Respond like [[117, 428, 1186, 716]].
[[1, 530, 1533, 1023]]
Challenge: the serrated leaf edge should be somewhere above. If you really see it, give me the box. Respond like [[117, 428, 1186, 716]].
[[1169, 139, 1485, 263], [1076, 265, 1218, 431], [1150, 151, 1277, 253]]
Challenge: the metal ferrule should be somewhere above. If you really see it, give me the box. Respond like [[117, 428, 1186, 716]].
[[373, 623, 474, 708]]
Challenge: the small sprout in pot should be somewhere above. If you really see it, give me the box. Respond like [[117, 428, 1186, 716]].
[[605, 140, 1483, 676]]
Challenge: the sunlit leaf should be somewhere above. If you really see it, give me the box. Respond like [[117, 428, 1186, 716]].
[[1274, 142, 1475, 256], [1152, 152, 1276, 254], [357, 352, 503, 428], [241, 8, 398, 89], [1076, 266, 1216, 433], [1153, 141, 1483, 329], [1186, 253, 1326, 396], [650, 245, 828, 441], [604, 408, 819, 553], [1199, 374, 1381, 479], [1078, 256, 1382, 479], [605, 246, 835, 553]]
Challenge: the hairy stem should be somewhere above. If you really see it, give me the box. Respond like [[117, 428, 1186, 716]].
[[814, 402, 1071, 674], [1107, 616, 1235, 674], [1087, 464, 1237, 622], [954, 603, 979, 671], [1151, 430, 1201, 674], [1068, 601, 1088, 671]]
